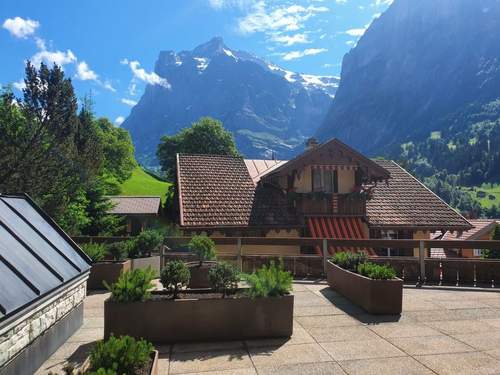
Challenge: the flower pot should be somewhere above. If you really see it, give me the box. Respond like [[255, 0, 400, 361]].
[[326, 260, 402, 314], [187, 261, 217, 288], [104, 292, 294, 343], [131, 255, 161, 275], [87, 260, 131, 290]]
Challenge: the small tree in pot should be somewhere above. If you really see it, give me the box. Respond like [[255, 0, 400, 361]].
[[161, 261, 190, 299], [129, 230, 164, 258], [188, 235, 216, 266], [208, 262, 239, 298]]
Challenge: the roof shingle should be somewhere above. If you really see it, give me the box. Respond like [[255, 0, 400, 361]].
[[108, 196, 161, 215]]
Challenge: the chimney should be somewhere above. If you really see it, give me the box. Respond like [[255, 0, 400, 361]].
[[305, 137, 319, 150]]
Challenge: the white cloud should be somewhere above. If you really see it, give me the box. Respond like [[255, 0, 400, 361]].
[[238, 2, 328, 35], [121, 98, 138, 106], [282, 48, 327, 61], [345, 28, 366, 37], [270, 33, 310, 46], [114, 116, 125, 126], [75, 61, 98, 81], [103, 81, 116, 92], [12, 79, 26, 91], [31, 48, 76, 68], [124, 60, 170, 89], [346, 40, 356, 46], [128, 82, 137, 96], [372, 0, 393, 6], [2, 17, 39, 38], [208, 0, 252, 9]]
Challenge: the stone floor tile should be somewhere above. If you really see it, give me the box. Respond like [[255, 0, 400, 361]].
[[426, 319, 496, 335], [66, 327, 104, 343], [175, 368, 257, 375], [245, 322, 315, 347], [292, 283, 310, 292], [158, 351, 170, 374], [407, 308, 500, 322], [82, 316, 104, 328], [292, 291, 333, 307], [353, 313, 415, 325], [415, 352, 500, 375], [84, 307, 104, 318], [320, 338, 405, 361], [434, 299, 492, 310], [340, 356, 434, 375], [49, 340, 96, 360], [169, 349, 253, 374], [249, 343, 332, 367], [481, 298, 500, 308], [295, 314, 360, 329], [452, 330, 500, 351], [485, 349, 500, 360], [307, 325, 379, 343], [388, 335, 475, 356], [368, 322, 441, 338], [294, 304, 353, 317], [402, 298, 442, 312], [172, 341, 245, 353], [482, 318, 500, 329], [257, 361, 346, 375]]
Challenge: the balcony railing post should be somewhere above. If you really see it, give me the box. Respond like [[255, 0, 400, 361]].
[[419, 240, 425, 285], [237, 237, 242, 272], [323, 238, 328, 275]]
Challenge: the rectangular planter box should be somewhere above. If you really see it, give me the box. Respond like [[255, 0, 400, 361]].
[[131, 255, 161, 275], [104, 293, 294, 343], [326, 260, 402, 314], [87, 260, 131, 290]]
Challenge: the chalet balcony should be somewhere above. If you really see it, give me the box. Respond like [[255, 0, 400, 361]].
[[291, 192, 367, 216]]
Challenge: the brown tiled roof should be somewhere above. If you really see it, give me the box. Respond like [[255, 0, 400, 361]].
[[108, 196, 161, 215], [366, 160, 472, 231], [441, 219, 498, 241], [244, 159, 287, 184], [177, 154, 255, 227]]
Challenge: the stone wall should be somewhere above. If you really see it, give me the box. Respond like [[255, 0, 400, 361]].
[[0, 280, 87, 368]]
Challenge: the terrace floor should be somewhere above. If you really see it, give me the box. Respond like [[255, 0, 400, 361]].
[[37, 281, 500, 375]]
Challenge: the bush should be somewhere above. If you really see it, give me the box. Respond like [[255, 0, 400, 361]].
[[105, 268, 155, 302], [106, 241, 131, 261], [188, 235, 216, 266], [88, 335, 154, 375], [161, 261, 190, 299], [243, 260, 292, 298], [357, 262, 396, 280], [130, 230, 164, 258], [208, 262, 239, 297], [81, 243, 107, 263], [331, 251, 367, 271]]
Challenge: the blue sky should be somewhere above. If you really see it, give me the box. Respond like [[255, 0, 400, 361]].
[[0, 0, 391, 125]]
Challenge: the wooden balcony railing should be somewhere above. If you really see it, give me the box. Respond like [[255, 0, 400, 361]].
[[293, 192, 366, 216]]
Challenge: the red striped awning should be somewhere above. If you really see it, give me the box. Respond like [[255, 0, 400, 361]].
[[307, 216, 375, 256]]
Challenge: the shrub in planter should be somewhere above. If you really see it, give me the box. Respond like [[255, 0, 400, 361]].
[[82, 243, 107, 263], [331, 251, 367, 272], [160, 261, 190, 299], [129, 230, 164, 258], [188, 235, 216, 266], [243, 260, 292, 298], [87, 335, 154, 375], [208, 262, 239, 297], [106, 268, 155, 302], [106, 241, 131, 261], [357, 262, 396, 280]]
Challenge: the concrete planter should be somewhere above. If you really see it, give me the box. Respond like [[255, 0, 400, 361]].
[[87, 260, 131, 290], [131, 255, 161, 275], [187, 261, 217, 288], [104, 292, 294, 343], [326, 260, 402, 314], [149, 350, 159, 375]]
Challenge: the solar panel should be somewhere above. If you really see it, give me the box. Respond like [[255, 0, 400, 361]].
[[0, 195, 91, 320]]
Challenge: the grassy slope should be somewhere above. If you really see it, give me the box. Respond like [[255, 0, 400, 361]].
[[119, 167, 170, 203], [461, 184, 500, 209]]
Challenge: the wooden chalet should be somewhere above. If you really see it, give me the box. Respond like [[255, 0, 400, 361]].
[[176, 138, 472, 257]]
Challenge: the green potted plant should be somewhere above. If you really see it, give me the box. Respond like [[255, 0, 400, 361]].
[[86, 335, 158, 375], [186, 235, 217, 288], [326, 251, 402, 314], [83, 242, 131, 290], [129, 230, 164, 275], [104, 261, 294, 343]]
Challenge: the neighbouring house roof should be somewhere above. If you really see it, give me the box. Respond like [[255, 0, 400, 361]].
[[108, 196, 161, 215], [0, 194, 91, 322], [176, 145, 472, 231], [244, 159, 287, 184], [441, 219, 498, 241], [367, 160, 472, 231]]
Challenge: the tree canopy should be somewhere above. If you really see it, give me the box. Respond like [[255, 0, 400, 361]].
[[157, 117, 240, 180], [0, 62, 137, 235]]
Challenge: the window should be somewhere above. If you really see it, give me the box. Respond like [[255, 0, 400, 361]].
[[312, 168, 338, 193], [473, 249, 483, 257]]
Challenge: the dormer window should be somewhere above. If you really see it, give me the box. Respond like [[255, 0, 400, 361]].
[[312, 168, 338, 193]]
